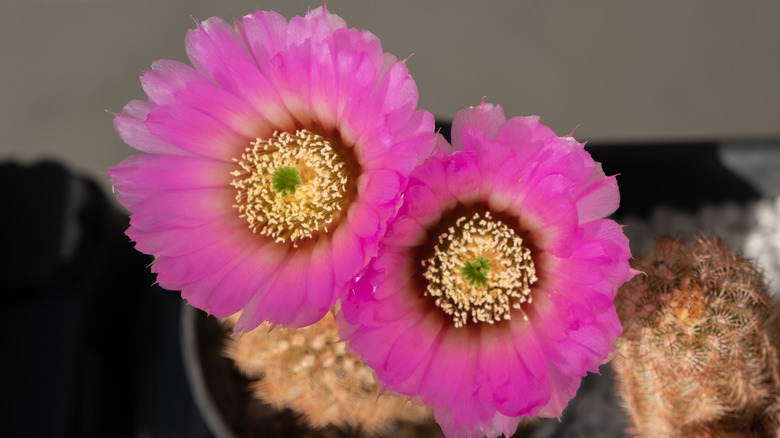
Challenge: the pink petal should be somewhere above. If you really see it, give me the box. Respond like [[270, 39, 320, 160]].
[[544, 328, 604, 377], [509, 320, 548, 381], [145, 104, 246, 162], [174, 80, 271, 139], [127, 187, 233, 232], [445, 151, 481, 205], [151, 229, 255, 286], [334, 51, 379, 142], [305, 236, 337, 313], [348, 201, 381, 239], [357, 168, 402, 205], [538, 363, 581, 418], [451, 102, 506, 150], [485, 158, 524, 213], [236, 247, 321, 329], [348, 314, 422, 377], [141, 59, 207, 105], [260, 40, 314, 127], [332, 22, 383, 70], [575, 175, 619, 224], [186, 16, 256, 79], [409, 153, 455, 210], [240, 10, 289, 68], [513, 173, 577, 257], [330, 224, 365, 287], [494, 350, 549, 417], [292, 7, 345, 46], [373, 110, 437, 174], [497, 115, 556, 165], [352, 121, 393, 163], [418, 328, 470, 408], [476, 329, 510, 403], [366, 61, 418, 133], [380, 310, 442, 385], [207, 239, 289, 317], [404, 184, 443, 225], [113, 100, 188, 156], [528, 289, 575, 343], [127, 218, 235, 258], [381, 216, 426, 247], [186, 17, 294, 131], [354, 291, 417, 327], [108, 154, 235, 199], [307, 41, 339, 130]]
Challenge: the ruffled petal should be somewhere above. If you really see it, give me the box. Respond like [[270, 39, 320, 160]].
[[538, 362, 582, 418], [444, 151, 481, 205], [357, 168, 402, 206], [576, 174, 620, 225], [405, 184, 443, 225], [186, 17, 295, 131], [113, 100, 188, 156], [451, 101, 506, 150], [140, 59, 207, 105], [240, 10, 290, 69], [347, 201, 381, 239], [173, 80, 270, 139]]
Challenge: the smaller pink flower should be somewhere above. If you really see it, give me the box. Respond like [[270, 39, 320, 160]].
[[339, 102, 636, 437], [108, 7, 435, 330]]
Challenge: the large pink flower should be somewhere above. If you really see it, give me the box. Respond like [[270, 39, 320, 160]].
[[108, 7, 435, 330], [339, 102, 636, 437]]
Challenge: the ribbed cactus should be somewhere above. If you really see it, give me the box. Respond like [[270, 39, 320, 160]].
[[614, 235, 780, 438]]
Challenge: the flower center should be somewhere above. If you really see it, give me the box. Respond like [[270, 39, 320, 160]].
[[422, 211, 537, 328], [230, 130, 349, 246]]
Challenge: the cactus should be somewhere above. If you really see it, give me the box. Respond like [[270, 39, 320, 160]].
[[614, 235, 780, 437], [222, 312, 435, 436]]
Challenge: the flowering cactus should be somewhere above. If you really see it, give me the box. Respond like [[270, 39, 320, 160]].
[[614, 235, 780, 437]]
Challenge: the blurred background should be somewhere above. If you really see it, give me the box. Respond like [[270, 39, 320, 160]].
[[2, 0, 779, 197], [2, 1, 779, 437]]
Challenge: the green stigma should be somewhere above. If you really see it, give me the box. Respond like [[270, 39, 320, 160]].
[[461, 257, 491, 288], [271, 166, 302, 196]]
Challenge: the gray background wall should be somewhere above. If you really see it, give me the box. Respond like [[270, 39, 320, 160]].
[[2, 0, 779, 197]]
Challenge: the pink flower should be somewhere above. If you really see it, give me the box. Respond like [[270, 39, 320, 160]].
[[108, 7, 435, 330], [339, 102, 636, 437]]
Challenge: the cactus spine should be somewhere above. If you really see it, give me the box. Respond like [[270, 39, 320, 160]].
[[222, 312, 434, 436], [614, 235, 780, 437]]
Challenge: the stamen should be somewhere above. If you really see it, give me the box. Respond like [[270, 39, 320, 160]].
[[422, 212, 538, 327], [230, 130, 348, 246]]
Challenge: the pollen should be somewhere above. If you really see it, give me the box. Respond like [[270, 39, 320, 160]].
[[422, 211, 537, 327], [230, 130, 349, 246]]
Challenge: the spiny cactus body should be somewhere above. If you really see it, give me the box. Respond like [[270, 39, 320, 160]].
[[222, 312, 434, 436], [614, 235, 780, 438]]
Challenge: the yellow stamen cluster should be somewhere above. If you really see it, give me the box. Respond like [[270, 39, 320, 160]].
[[230, 130, 348, 245], [423, 211, 537, 327]]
